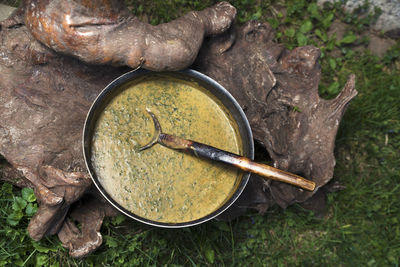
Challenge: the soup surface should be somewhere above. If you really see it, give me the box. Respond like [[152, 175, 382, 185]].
[[91, 74, 243, 223]]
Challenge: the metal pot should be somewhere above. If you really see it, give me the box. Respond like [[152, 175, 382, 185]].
[[83, 69, 254, 227]]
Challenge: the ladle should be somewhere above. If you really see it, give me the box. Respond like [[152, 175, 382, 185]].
[[139, 109, 316, 191]]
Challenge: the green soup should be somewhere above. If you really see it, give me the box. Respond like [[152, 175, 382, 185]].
[[91, 74, 243, 223]]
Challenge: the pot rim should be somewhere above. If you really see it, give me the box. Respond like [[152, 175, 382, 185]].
[[82, 68, 254, 228]]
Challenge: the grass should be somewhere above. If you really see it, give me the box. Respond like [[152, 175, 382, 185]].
[[1, 0, 400, 266]]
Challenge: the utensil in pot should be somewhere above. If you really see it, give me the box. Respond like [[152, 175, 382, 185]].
[[140, 109, 316, 191], [83, 69, 255, 227]]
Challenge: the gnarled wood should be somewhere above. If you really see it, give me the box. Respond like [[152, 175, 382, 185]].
[[0, 2, 356, 258], [25, 0, 236, 71], [194, 22, 357, 216]]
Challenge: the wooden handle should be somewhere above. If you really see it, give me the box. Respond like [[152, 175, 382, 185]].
[[194, 142, 315, 191], [230, 159, 316, 191], [158, 134, 316, 191]]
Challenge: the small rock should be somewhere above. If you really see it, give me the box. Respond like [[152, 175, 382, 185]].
[[318, 0, 400, 39], [0, 4, 16, 22]]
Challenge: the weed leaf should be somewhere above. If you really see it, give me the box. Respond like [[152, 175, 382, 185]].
[[204, 246, 215, 264], [25, 203, 38, 216], [36, 254, 49, 266], [104, 236, 118, 248], [315, 29, 328, 42], [285, 28, 295, 38], [340, 33, 357, 44], [12, 196, 27, 211], [7, 211, 23, 226], [296, 32, 308, 46], [307, 3, 320, 19], [32, 241, 57, 253], [329, 58, 337, 70], [322, 12, 334, 28], [300, 20, 313, 33], [22, 187, 36, 202]]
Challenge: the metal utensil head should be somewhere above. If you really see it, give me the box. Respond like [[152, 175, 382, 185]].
[[138, 108, 162, 151]]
